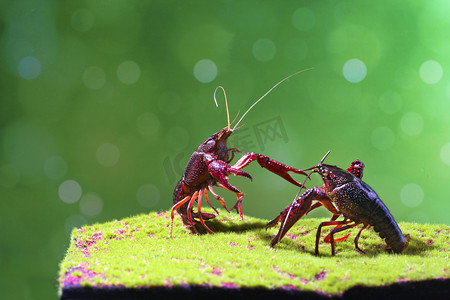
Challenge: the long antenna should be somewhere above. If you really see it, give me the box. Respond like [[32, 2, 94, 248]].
[[233, 67, 314, 130], [214, 86, 231, 131]]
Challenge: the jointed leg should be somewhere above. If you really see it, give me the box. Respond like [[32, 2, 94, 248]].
[[354, 225, 370, 254], [216, 183, 244, 219], [203, 189, 219, 215], [315, 220, 354, 255], [196, 190, 214, 234], [208, 184, 230, 213], [206, 159, 252, 219], [170, 191, 198, 238]]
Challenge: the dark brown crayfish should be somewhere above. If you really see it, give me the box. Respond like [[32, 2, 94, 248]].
[[170, 70, 313, 237], [267, 151, 410, 255]]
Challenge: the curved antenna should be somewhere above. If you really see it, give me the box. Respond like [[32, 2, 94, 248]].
[[214, 86, 231, 131], [233, 67, 314, 130]]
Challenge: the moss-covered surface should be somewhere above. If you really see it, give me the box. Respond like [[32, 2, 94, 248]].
[[58, 209, 449, 297]]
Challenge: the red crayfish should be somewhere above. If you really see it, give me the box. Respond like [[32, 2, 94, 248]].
[[267, 151, 410, 255], [170, 70, 313, 237]]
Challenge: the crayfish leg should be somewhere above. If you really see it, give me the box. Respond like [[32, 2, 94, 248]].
[[215, 183, 245, 220], [354, 225, 370, 254], [187, 191, 199, 221], [315, 220, 353, 256], [170, 194, 193, 238], [196, 190, 215, 234], [208, 184, 230, 213], [203, 189, 220, 215]]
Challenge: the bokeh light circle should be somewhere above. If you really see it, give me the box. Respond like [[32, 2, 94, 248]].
[[292, 8, 316, 31], [59, 180, 82, 204], [82, 66, 106, 90], [419, 60, 443, 84], [378, 90, 402, 114], [136, 184, 160, 208], [193, 59, 217, 83], [371, 126, 395, 150], [440, 143, 450, 166], [400, 183, 424, 207], [343, 58, 367, 83], [80, 193, 103, 216], [18, 56, 41, 80], [96, 143, 120, 167], [400, 112, 424, 136], [117, 60, 141, 85], [136, 112, 160, 136], [71, 9, 94, 32], [252, 38, 276, 62], [44, 156, 68, 179]]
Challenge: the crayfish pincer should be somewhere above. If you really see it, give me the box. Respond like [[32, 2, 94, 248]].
[[267, 151, 410, 256], [170, 69, 313, 237]]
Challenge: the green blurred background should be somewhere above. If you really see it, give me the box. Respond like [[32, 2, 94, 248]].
[[1, 0, 449, 298]]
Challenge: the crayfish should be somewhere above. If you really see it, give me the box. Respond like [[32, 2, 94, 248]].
[[170, 69, 313, 237], [267, 151, 410, 255]]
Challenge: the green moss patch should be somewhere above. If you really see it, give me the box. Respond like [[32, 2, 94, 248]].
[[58, 210, 449, 296]]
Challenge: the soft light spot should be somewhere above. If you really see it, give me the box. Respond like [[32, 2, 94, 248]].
[[65, 214, 87, 234], [419, 60, 443, 84], [440, 143, 450, 166], [400, 183, 424, 208], [378, 90, 402, 114], [292, 8, 315, 31], [59, 180, 82, 204], [117, 60, 141, 85], [82, 66, 106, 90], [400, 112, 424, 136], [96, 143, 120, 167], [136, 184, 160, 208], [18, 56, 41, 80], [371, 126, 395, 150], [252, 38, 276, 62], [136, 112, 160, 136], [71, 9, 94, 32], [44, 156, 68, 179], [193, 59, 217, 83], [80, 193, 103, 216], [343, 58, 367, 83]]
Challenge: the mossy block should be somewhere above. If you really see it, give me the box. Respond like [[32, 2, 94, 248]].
[[58, 210, 450, 299]]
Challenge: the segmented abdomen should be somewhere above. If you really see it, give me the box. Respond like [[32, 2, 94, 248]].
[[367, 197, 407, 253], [334, 180, 407, 253]]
